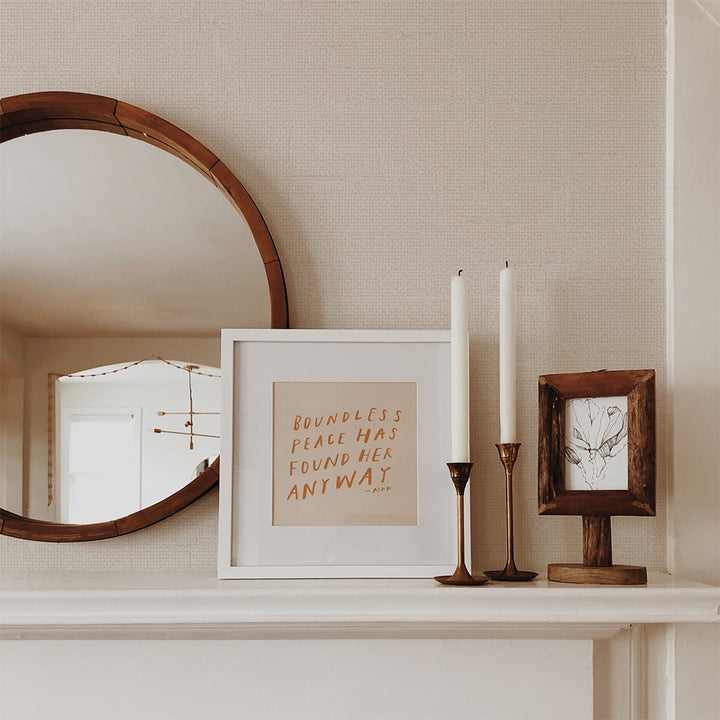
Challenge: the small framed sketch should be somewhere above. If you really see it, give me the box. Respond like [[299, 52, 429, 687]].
[[219, 329, 458, 578], [538, 369, 656, 584], [538, 369, 655, 517]]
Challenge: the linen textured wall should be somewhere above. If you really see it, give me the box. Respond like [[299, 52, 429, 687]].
[[0, 0, 667, 573]]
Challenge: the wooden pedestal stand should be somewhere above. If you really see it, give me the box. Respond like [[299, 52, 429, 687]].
[[539, 370, 656, 587], [548, 516, 647, 585]]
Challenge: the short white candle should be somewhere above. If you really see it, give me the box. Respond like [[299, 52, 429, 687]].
[[451, 271, 470, 462], [499, 263, 517, 444]]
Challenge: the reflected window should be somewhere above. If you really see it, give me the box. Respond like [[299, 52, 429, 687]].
[[49, 359, 220, 524], [62, 409, 141, 523]]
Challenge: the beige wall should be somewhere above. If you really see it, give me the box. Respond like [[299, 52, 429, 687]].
[[0, 1, 668, 573], [671, 0, 720, 588], [671, 1, 720, 717]]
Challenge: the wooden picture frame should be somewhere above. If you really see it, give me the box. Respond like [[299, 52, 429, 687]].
[[538, 369, 656, 584]]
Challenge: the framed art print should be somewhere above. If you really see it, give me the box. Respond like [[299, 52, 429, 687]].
[[538, 369, 656, 517], [218, 329, 459, 578], [538, 369, 656, 584]]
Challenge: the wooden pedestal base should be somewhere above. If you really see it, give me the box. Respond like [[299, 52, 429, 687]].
[[548, 563, 647, 585], [547, 516, 648, 585]]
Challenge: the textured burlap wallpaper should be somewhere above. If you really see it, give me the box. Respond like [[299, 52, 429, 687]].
[[0, 0, 667, 573]]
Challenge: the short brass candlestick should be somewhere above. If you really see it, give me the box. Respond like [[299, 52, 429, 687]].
[[434, 463, 490, 586], [484, 443, 537, 582]]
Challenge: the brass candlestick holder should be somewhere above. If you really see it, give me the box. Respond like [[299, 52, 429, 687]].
[[434, 462, 490, 586], [484, 443, 537, 582]]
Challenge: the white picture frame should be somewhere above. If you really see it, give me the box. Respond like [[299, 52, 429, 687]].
[[218, 329, 464, 579]]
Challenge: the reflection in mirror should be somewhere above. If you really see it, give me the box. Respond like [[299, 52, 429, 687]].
[[0, 91, 287, 540], [53, 360, 220, 525], [1, 129, 271, 337], [0, 131, 253, 526]]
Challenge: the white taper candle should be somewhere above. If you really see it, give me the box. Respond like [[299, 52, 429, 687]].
[[499, 262, 517, 443], [451, 271, 470, 461]]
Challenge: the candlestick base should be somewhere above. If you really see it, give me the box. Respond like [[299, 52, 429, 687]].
[[433, 462, 490, 587], [434, 570, 490, 586], [483, 443, 537, 582], [484, 562, 538, 583]]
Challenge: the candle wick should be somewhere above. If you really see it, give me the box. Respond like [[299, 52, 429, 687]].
[[505, 260, 509, 268], [458, 269, 463, 276]]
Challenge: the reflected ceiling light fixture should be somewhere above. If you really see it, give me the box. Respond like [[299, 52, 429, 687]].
[[48, 358, 220, 503], [154, 363, 220, 449]]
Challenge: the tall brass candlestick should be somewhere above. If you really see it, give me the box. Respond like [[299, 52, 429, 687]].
[[484, 444, 537, 582], [434, 463, 489, 586]]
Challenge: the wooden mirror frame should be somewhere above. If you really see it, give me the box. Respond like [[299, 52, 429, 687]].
[[0, 91, 289, 541]]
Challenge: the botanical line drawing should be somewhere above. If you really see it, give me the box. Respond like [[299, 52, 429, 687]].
[[564, 397, 628, 490]]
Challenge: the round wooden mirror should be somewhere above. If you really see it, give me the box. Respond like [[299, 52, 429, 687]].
[[0, 91, 288, 541]]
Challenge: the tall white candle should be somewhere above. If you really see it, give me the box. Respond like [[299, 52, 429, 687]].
[[451, 271, 470, 461], [499, 262, 517, 443]]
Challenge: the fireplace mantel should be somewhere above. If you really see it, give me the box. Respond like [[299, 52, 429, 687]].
[[2, 571, 718, 640]]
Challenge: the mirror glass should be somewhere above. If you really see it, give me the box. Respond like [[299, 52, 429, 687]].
[[54, 360, 220, 524], [1, 126, 271, 527]]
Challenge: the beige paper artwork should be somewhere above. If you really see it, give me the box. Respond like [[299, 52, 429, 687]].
[[272, 382, 418, 526]]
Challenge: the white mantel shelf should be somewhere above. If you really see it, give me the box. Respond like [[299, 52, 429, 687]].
[[1, 572, 718, 640]]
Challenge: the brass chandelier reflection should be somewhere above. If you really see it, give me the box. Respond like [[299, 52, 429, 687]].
[[59, 357, 221, 450], [153, 363, 220, 449], [48, 358, 220, 505]]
